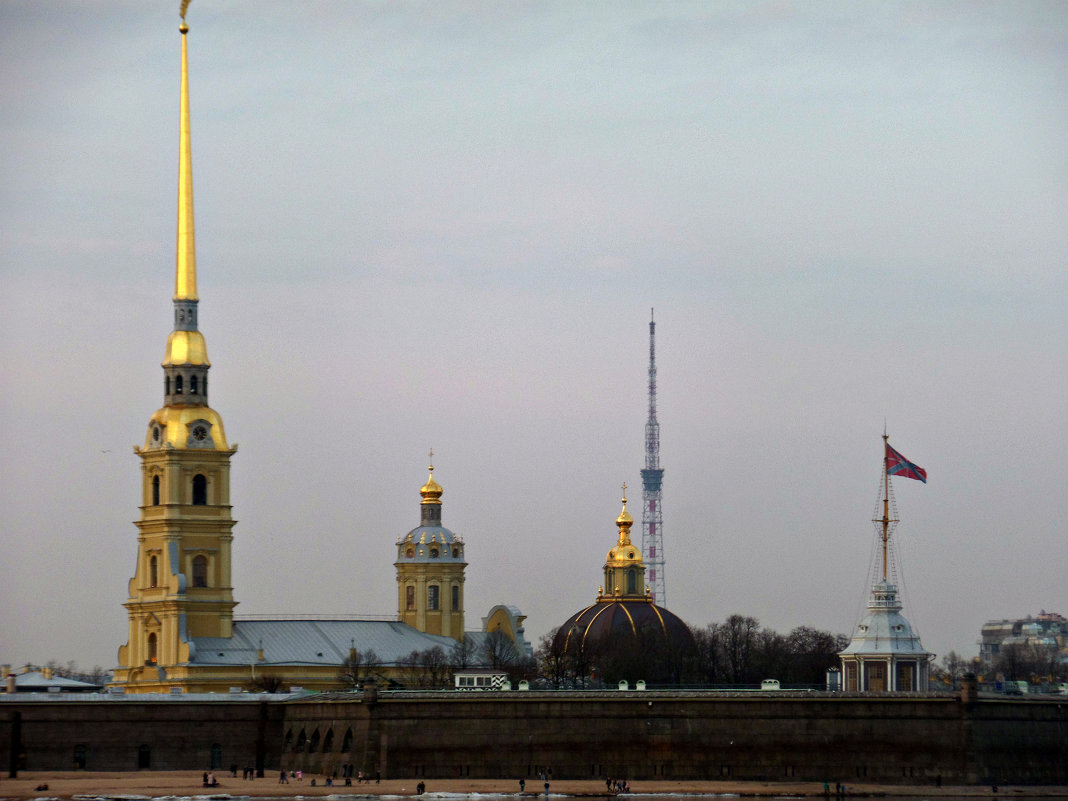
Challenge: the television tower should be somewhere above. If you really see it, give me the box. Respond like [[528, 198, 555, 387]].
[[640, 309, 666, 605]]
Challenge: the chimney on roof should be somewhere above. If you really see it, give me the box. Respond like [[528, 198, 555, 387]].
[[42, 666, 53, 680], [1, 664, 9, 679]]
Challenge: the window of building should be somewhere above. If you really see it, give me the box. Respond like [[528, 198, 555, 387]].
[[342, 727, 353, 753], [322, 729, 334, 753], [309, 730, 321, 752], [147, 633, 157, 665], [175, 375, 183, 395], [210, 743, 222, 769], [151, 475, 160, 506], [192, 474, 207, 505], [165, 376, 170, 396], [452, 547, 459, 558], [149, 556, 158, 588], [452, 584, 459, 610], [627, 569, 636, 594], [74, 744, 87, 770], [406, 585, 415, 611], [430, 548, 439, 558], [190, 375, 198, 395], [427, 585, 440, 611], [296, 730, 306, 752], [138, 744, 151, 769], [192, 555, 208, 588]]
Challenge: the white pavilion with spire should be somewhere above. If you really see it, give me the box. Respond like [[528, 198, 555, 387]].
[[838, 435, 934, 692]]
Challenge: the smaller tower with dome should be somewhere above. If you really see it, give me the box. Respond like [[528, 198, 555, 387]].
[[553, 486, 696, 685], [838, 435, 933, 691], [395, 455, 466, 641]]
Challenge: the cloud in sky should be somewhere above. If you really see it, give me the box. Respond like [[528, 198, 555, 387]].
[[1, 1, 1065, 671]]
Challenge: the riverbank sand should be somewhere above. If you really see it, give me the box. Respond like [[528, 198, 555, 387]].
[[1, 772, 1065, 801]]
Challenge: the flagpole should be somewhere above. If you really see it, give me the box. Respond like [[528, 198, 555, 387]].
[[881, 432, 890, 582]]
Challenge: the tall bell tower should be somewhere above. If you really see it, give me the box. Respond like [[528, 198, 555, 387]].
[[114, 9, 238, 690], [395, 458, 467, 641]]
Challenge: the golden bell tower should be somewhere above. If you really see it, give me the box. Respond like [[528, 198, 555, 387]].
[[114, 9, 238, 691], [395, 458, 466, 641]]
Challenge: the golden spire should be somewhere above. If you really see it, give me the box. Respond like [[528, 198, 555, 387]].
[[175, 3, 197, 301], [615, 482, 634, 546]]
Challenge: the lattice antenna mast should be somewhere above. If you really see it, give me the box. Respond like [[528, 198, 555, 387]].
[[640, 308, 666, 605]]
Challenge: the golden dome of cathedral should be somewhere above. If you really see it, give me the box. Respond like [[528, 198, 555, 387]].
[[420, 463, 443, 505]]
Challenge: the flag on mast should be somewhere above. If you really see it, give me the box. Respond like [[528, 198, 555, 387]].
[[886, 443, 927, 483]]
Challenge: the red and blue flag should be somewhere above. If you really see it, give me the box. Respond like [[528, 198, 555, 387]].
[[886, 443, 927, 483]]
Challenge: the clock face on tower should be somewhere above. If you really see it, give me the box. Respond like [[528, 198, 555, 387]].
[[192, 425, 208, 441]]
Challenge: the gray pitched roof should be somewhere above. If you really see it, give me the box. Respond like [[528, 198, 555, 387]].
[[190, 619, 461, 666]]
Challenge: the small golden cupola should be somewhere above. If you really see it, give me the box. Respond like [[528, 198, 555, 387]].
[[420, 460, 444, 512], [601, 485, 648, 600]]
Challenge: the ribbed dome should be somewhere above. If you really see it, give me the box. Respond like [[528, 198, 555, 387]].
[[553, 598, 697, 684]]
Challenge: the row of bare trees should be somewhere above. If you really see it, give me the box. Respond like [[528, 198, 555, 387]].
[[335, 630, 535, 691], [694, 615, 848, 685]]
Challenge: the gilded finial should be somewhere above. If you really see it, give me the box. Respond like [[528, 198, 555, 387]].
[[420, 452, 443, 505], [179, 0, 191, 32], [616, 484, 634, 542]]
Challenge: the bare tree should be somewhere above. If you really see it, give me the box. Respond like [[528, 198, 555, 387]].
[[935, 651, 969, 689], [535, 628, 568, 687], [450, 634, 477, 671], [722, 614, 761, 683], [337, 648, 381, 690], [482, 630, 520, 670], [419, 646, 451, 688]]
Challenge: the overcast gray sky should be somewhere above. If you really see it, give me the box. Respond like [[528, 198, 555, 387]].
[[2, 1, 1065, 672]]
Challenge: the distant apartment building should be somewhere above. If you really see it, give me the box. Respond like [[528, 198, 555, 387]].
[[979, 610, 1067, 668]]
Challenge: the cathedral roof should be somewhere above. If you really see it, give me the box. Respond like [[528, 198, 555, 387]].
[[190, 619, 462, 667]]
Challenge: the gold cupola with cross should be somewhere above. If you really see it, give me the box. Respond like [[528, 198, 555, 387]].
[[395, 454, 467, 641], [114, 7, 238, 692], [600, 484, 647, 600]]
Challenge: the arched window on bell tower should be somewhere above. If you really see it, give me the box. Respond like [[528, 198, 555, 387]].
[[190, 375, 198, 395], [192, 474, 207, 505], [175, 374, 183, 395], [192, 555, 208, 588], [149, 556, 158, 588], [151, 475, 160, 506], [147, 632, 158, 665]]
